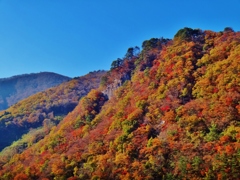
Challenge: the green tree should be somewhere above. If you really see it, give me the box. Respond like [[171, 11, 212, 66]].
[[125, 46, 140, 59], [224, 27, 234, 32], [111, 58, 123, 69], [174, 27, 202, 41]]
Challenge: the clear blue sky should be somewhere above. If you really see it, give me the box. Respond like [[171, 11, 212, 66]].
[[1, 0, 240, 78]]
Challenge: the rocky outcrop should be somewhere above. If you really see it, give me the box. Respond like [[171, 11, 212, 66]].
[[102, 73, 131, 99]]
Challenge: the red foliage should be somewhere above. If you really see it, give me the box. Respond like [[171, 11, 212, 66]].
[[160, 105, 170, 111], [14, 173, 29, 180]]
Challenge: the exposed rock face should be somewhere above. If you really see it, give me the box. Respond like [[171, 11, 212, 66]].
[[102, 79, 122, 99], [102, 73, 131, 99]]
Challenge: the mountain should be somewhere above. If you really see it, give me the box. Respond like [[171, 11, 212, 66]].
[[0, 28, 240, 179], [0, 72, 71, 110], [0, 70, 106, 152]]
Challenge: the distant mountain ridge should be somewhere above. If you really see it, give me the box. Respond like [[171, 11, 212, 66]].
[[1, 28, 240, 179], [0, 70, 106, 152], [0, 72, 71, 110]]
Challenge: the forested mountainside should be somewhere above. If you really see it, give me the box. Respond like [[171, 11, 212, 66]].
[[0, 70, 105, 153], [1, 27, 240, 180], [0, 72, 71, 110]]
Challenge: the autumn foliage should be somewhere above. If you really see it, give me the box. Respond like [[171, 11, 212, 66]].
[[0, 28, 240, 179]]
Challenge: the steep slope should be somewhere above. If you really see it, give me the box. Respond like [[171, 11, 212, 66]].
[[0, 70, 106, 152], [1, 28, 240, 180], [0, 72, 71, 110]]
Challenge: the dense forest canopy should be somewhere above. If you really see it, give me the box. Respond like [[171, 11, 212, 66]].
[[0, 71, 105, 152], [0, 27, 240, 180]]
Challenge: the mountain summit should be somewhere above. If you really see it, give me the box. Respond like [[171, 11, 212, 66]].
[[0, 70, 106, 152], [0, 72, 71, 110], [0, 28, 240, 179]]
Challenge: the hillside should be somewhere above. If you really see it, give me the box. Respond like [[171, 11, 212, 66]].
[[0, 72, 71, 110], [0, 70, 105, 152], [0, 28, 240, 180]]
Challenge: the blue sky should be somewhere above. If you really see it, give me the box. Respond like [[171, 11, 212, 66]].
[[0, 0, 240, 78]]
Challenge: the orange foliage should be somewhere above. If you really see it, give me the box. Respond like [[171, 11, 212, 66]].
[[0, 28, 240, 180]]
